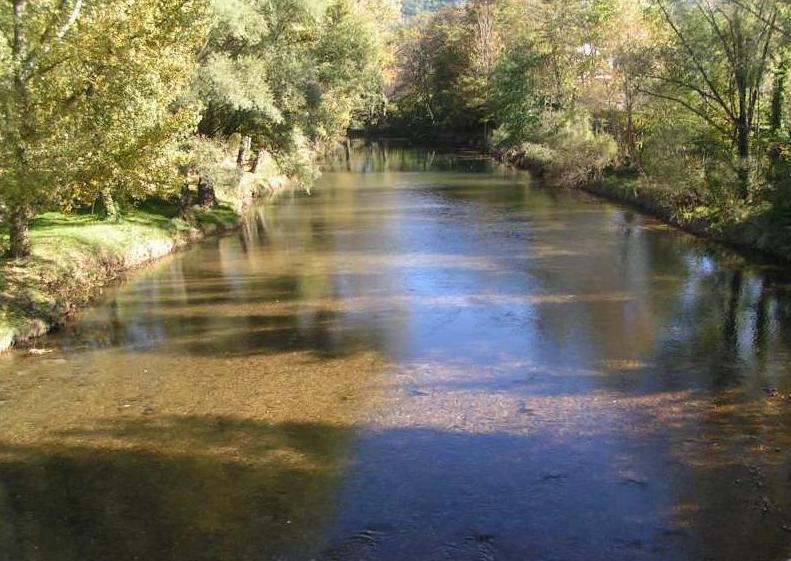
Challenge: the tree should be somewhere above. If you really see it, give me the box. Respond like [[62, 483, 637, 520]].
[[193, 0, 390, 176], [311, 0, 387, 140], [390, 5, 493, 137], [644, 0, 780, 197], [603, 0, 656, 169], [0, 0, 206, 256]]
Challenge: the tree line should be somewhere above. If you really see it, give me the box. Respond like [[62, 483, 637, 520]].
[[0, 0, 398, 257], [5, 0, 791, 260], [386, 0, 791, 230]]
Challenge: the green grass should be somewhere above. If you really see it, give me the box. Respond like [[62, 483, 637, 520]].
[[193, 204, 240, 231], [0, 202, 241, 352]]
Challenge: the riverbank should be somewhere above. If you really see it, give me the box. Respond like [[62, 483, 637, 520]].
[[0, 205, 237, 353], [0, 169, 293, 353], [496, 147, 791, 263]]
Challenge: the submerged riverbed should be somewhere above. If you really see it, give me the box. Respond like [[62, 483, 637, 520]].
[[2, 145, 791, 561]]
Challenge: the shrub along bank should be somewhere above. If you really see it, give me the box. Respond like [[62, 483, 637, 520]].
[[385, 0, 791, 263], [496, 144, 791, 263]]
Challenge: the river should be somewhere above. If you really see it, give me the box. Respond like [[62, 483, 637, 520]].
[[2, 145, 791, 561]]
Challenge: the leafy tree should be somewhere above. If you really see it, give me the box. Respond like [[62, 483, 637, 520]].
[[0, 0, 206, 256], [389, 2, 496, 138], [194, 0, 391, 178], [643, 0, 780, 197]]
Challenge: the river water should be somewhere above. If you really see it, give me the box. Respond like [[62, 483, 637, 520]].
[[2, 145, 791, 561]]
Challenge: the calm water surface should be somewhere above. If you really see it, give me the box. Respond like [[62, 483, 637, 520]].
[[2, 146, 791, 561]]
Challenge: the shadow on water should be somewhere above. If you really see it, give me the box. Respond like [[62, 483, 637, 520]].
[[2, 413, 791, 561], [55, 283, 393, 359], [0, 416, 350, 561]]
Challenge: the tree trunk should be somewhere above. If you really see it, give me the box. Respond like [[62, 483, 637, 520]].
[[178, 183, 193, 219], [237, 135, 252, 169], [251, 148, 270, 174], [197, 176, 217, 208], [8, 203, 32, 258], [735, 78, 750, 199], [769, 56, 789, 176], [623, 74, 640, 170], [251, 151, 261, 174], [736, 118, 750, 199], [101, 187, 118, 221], [770, 57, 787, 134]]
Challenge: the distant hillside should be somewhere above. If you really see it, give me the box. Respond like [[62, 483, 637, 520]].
[[401, 0, 464, 18]]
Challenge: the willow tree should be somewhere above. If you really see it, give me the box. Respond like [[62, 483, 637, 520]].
[[193, 0, 393, 181], [311, 0, 389, 138], [0, 0, 206, 256], [194, 0, 298, 142]]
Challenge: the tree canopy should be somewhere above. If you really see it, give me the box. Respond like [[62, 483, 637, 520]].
[[3, 0, 791, 257], [0, 0, 398, 256], [384, 0, 791, 223]]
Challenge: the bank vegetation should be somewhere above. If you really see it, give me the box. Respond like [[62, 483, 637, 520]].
[[383, 0, 791, 259], [0, 0, 400, 349]]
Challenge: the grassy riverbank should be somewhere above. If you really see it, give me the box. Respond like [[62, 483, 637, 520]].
[[497, 146, 791, 263], [0, 140, 299, 353], [0, 203, 240, 352]]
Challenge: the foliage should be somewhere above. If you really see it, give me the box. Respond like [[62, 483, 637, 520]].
[[6, 0, 791, 261], [500, 112, 617, 185], [401, 0, 460, 18], [388, 0, 791, 229], [0, 0, 207, 255], [184, 136, 243, 192], [488, 36, 544, 145], [0, 0, 393, 256], [275, 128, 320, 183], [387, 0, 498, 138], [196, 0, 394, 145]]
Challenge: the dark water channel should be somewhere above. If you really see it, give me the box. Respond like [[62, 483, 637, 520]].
[[2, 145, 791, 561]]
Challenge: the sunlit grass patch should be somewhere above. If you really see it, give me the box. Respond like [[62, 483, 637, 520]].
[[194, 204, 239, 232]]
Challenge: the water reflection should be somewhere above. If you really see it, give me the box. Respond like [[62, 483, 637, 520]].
[[2, 144, 791, 560], [326, 140, 493, 173]]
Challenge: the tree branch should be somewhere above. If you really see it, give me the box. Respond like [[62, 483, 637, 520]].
[[748, 7, 777, 128], [657, 0, 736, 121], [55, 0, 83, 40], [643, 72, 733, 119], [637, 86, 732, 137], [730, 0, 789, 38], [700, 1, 737, 70], [21, 0, 84, 81]]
